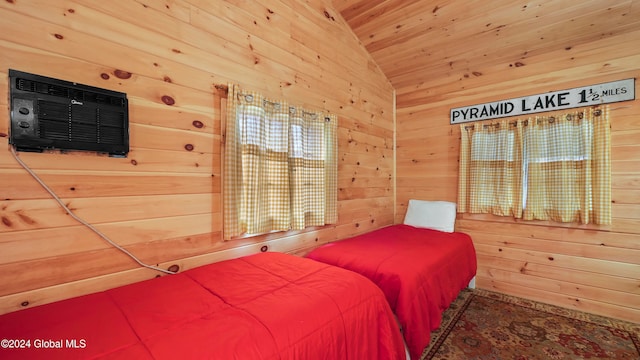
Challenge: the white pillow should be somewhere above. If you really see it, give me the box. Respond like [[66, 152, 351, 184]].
[[403, 199, 457, 233]]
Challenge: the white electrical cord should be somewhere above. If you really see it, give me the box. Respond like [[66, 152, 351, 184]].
[[10, 146, 176, 275]]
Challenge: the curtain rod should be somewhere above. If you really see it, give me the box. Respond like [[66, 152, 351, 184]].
[[464, 108, 602, 130], [214, 84, 229, 99], [215, 83, 333, 122]]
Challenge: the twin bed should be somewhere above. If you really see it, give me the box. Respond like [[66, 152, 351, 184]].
[[0, 252, 405, 360], [306, 224, 476, 359], [0, 200, 476, 360]]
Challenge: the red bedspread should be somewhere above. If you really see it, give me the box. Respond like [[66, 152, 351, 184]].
[[0, 252, 405, 360], [306, 224, 477, 359]]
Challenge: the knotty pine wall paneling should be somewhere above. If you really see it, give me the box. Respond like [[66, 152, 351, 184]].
[[0, 0, 394, 314], [395, 30, 640, 321]]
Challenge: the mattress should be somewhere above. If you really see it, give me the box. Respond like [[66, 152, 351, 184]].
[[0, 252, 406, 360], [306, 224, 477, 359]]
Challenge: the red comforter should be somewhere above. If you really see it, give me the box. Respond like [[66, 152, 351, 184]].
[[306, 224, 477, 359], [0, 252, 405, 360]]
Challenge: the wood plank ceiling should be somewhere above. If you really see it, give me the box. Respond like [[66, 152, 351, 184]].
[[331, 0, 640, 94]]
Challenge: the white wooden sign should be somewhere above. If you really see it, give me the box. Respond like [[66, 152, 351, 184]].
[[450, 78, 635, 124]]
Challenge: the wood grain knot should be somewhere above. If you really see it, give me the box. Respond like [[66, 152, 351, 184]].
[[100, 73, 110, 80], [192, 120, 204, 128], [168, 264, 180, 273], [17, 213, 36, 225], [323, 10, 335, 21], [161, 95, 175, 105], [21, 301, 29, 307], [184, 144, 194, 151], [114, 69, 132, 79], [260, 245, 268, 252]]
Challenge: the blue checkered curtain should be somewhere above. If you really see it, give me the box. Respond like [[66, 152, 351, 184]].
[[223, 84, 338, 239]]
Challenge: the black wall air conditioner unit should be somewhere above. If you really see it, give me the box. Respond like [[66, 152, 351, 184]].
[[8, 69, 129, 157]]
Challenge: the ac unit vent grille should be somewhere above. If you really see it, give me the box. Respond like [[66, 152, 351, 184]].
[[39, 120, 69, 141], [38, 101, 69, 141], [35, 102, 127, 145], [17, 77, 126, 107], [9, 69, 129, 157], [99, 110, 127, 145]]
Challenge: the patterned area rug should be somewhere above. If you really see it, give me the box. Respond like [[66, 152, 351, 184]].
[[421, 289, 640, 359]]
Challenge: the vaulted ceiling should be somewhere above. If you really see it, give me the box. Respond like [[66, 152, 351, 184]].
[[332, 0, 640, 96]]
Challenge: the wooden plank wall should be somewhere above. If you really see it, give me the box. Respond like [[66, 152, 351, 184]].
[[0, 0, 394, 314], [395, 30, 640, 321]]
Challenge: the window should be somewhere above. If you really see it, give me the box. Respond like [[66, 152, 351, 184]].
[[223, 85, 338, 239], [458, 106, 610, 225]]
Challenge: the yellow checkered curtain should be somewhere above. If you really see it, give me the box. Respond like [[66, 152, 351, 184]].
[[288, 108, 336, 229], [458, 106, 610, 225], [324, 113, 338, 224], [458, 120, 524, 217], [523, 107, 611, 224], [223, 84, 242, 239], [223, 84, 338, 239]]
